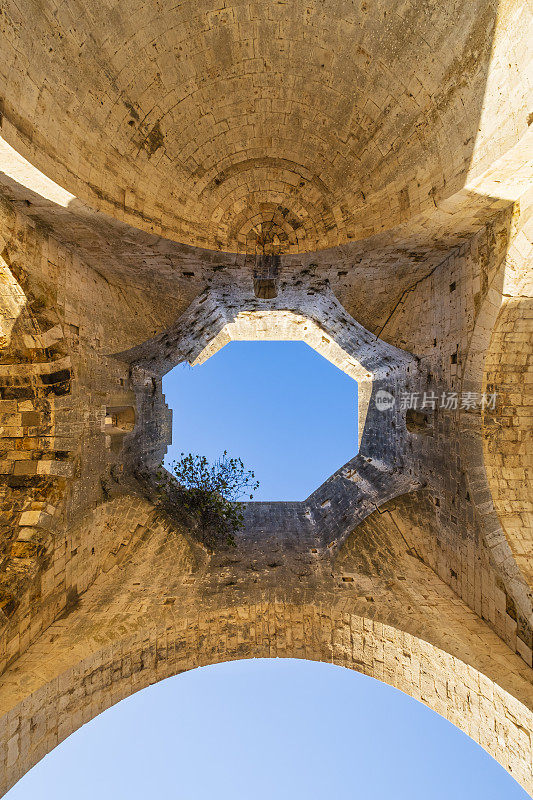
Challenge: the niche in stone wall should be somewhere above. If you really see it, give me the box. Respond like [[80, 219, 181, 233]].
[[104, 406, 135, 452]]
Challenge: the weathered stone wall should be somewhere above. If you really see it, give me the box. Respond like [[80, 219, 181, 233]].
[[0, 168, 530, 794], [0, 0, 530, 794], [0, 200, 178, 672], [484, 298, 533, 588], [0, 482, 531, 792], [367, 209, 533, 665]]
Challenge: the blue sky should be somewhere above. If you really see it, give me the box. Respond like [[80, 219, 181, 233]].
[[163, 341, 358, 500], [7, 342, 529, 799]]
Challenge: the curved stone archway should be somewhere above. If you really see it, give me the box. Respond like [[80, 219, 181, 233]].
[[455, 193, 533, 626], [0, 486, 532, 795], [0, 604, 531, 796], [1, 0, 528, 252]]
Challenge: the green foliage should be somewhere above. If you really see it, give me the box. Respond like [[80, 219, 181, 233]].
[[155, 452, 259, 548]]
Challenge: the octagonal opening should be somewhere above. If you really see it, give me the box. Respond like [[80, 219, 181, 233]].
[[162, 341, 358, 501]]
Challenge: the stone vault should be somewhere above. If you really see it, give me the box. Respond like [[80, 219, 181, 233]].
[[0, 0, 532, 794]]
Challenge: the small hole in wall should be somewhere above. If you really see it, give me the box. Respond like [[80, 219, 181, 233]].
[[253, 278, 278, 299], [449, 282, 456, 292], [450, 353, 457, 365], [406, 409, 431, 434]]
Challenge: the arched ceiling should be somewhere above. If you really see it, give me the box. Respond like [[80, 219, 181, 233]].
[[0, 0, 529, 254]]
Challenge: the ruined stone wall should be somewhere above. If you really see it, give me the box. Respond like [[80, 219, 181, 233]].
[[0, 175, 530, 795], [0, 198, 177, 673]]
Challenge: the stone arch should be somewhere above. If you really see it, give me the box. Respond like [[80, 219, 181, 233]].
[[0, 5, 530, 798], [0, 603, 531, 796], [0, 482, 531, 796]]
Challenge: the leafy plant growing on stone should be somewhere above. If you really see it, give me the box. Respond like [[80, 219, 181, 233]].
[[156, 452, 259, 548]]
